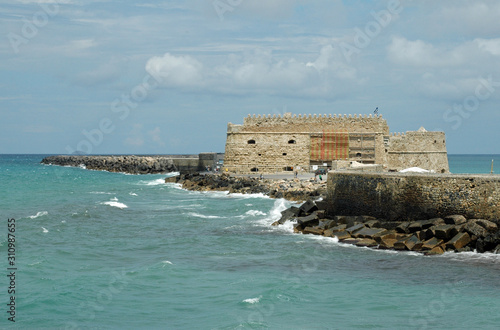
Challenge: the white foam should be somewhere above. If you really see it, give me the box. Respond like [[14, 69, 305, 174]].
[[245, 210, 267, 216], [186, 212, 222, 219], [102, 201, 128, 209], [243, 296, 261, 304], [140, 178, 167, 186], [90, 191, 113, 195], [42, 227, 49, 233], [162, 260, 173, 265], [111, 197, 118, 201], [78, 164, 87, 169], [129, 192, 138, 196], [29, 211, 48, 219]]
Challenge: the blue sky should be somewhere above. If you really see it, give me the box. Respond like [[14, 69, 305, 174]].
[[2, 0, 500, 154]]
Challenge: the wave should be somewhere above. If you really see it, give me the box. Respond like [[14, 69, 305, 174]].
[[101, 201, 128, 209], [245, 210, 267, 216], [186, 212, 223, 219], [29, 211, 48, 219], [139, 178, 167, 186], [129, 192, 138, 196], [242, 296, 261, 304], [89, 191, 113, 195], [42, 227, 49, 233]]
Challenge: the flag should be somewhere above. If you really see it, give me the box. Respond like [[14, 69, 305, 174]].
[[374, 107, 379, 115]]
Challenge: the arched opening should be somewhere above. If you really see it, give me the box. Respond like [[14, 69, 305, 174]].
[[288, 139, 296, 144], [248, 139, 256, 144], [441, 169, 445, 173], [282, 153, 287, 156], [250, 167, 259, 172], [356, 153, 362, 158]]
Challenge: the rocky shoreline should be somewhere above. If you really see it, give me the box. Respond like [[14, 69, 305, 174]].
[[165, 173, 327, 202], [272, 199, 500, 255]]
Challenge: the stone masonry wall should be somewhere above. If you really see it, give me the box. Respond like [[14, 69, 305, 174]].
[[326, 172, 500, 221], [385, 131, 449, 173]]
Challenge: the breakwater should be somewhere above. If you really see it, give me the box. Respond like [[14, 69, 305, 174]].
[[41, 153, 223, 174], [326, 171, 500, 221]]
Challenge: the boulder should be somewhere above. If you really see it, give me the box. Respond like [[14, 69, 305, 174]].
[[394, 235, 422, 251], [333, 231, 351, 240], [373, 231, 398, 244], [315, 200, 328, 211], [444, 215, 467, 225], [341, 238, 360, 245], [299, 200, 318, 215], [434, 224, 458, 240], [364, 219, 381, 228], [476, 231, 500, 253], [445, 232, 471, 251], [475, 219, 498, 233], [352, 227, 387, 239], [396, 222, 410, 234], [421, 237, 444, 251], [463, 221, 488, 238], [426, 245, 445, 255], [303, 227, 324, 236], [297, 212, 320, 227], [165, 176, 179, 183], [293, 224, 303, 233], [378, 238, 398, 249], [277, 207, 300, 225], [408, 220, 435, 233], [320, 220, 337, 230], [323, 225, 347, 237], [346, 223, 365, 235], [355, 238, 378, 247]]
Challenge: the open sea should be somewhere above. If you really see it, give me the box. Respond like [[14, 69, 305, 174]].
[[1, 154, 500, 329]]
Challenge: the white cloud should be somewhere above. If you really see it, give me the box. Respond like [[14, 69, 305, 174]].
[[146, 45, 360, 97], [148, 127, 165, 147], [146, 53, 203, 88]]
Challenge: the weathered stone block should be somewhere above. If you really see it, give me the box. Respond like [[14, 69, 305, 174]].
[[396, 222, 410, 234], [444, 215, 467, 225], [378, 238, 398, 249], [293, 224, 303, 233], [373, 231, 397, 244], [426, 245, 445, 255], [408, 220, 435, 233], [303, 227, 324, 236], [297, 213, 319, 227], [346, 223, 365, 234], [341, 238, 360, 245], [445, 232, 471, 251], [352, 227, 387, 239], [299, 200, 318, 215], [463, 221, 488, 238], [333, 231, 351, 240], [421, 237, 444, 251], [364, 219, 381, 228], [434, 224, 457, 240], [355, 238, 378, 247], [475, 219, 498, 233]]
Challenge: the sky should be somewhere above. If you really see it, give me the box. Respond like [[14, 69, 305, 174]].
[[1, 0, 500, 155]]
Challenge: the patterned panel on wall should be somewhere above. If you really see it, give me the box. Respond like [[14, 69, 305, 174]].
[[310, 131, 349, 161]]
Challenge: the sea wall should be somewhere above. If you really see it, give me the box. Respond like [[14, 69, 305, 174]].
[[326, 171, 500, 221], [41, 154, 223, 174]]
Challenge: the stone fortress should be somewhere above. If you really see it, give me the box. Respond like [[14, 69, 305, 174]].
[[223, 113, 449, 174]]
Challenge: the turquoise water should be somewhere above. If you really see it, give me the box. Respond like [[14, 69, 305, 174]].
[[1, 154, 500, 329]]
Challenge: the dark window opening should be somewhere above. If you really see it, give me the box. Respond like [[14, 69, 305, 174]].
[[248, 139, 256, 144], [283, 153, 287, 156], [288, 140, 296, 144], [441, 169, 445, 173], [284, 166, 293, 171], [356, 153, 362, 158], [258, 154, 262, 156], [250, 167, 259, 172]]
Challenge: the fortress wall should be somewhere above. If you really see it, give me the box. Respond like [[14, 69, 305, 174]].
[[240, 113, 390, 134], [326, 171, 500, 221], [224, 132, 311, 173], [385, 131, 449, 173]]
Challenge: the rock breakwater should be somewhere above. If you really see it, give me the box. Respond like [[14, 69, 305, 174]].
[[41, 155, 177, 174], [273, 199, 500, 255], [166, 173, 327, 202]]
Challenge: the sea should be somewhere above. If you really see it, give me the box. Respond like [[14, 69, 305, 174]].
[[1, 154, 500, 329]]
